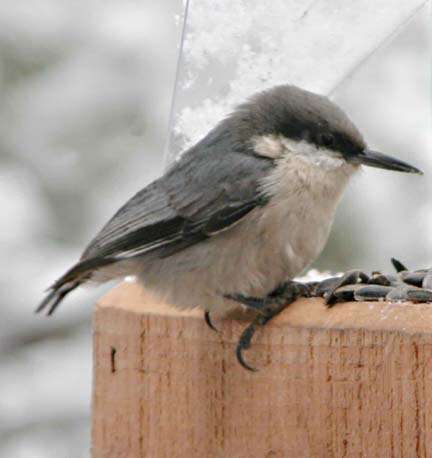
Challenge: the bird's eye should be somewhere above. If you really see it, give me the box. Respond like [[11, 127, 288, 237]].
[[319, 133, 335, 148]]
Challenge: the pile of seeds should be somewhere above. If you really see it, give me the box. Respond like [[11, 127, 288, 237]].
[[308, 258, 432, 305]]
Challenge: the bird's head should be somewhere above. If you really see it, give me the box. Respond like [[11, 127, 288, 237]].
[[236, 85, 422, 175]]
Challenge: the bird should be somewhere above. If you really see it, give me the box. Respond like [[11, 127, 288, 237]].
[[37, 84, 422, 370]]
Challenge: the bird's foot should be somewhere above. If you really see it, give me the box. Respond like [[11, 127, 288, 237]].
[[317, 269, 370, 306], [226, 281, 312, 371]]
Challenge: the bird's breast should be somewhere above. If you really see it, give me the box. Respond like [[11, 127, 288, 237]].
[[257, 154, 357, 276]]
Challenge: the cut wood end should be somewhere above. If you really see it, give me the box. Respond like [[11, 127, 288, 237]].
[[97, 281, 432, 334]]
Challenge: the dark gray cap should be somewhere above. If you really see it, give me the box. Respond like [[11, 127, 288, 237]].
[[233, 84, 366, 157]]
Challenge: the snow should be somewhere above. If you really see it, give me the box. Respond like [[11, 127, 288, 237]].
[[166, 0, 427, 161]]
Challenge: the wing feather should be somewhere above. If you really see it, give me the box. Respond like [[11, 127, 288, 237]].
[[81, 132, 274, 263]]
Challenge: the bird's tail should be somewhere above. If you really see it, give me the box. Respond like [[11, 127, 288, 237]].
[[36, 256, 117, 316], [36, 280, 82, 316]]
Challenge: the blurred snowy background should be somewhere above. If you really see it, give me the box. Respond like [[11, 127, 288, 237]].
[[0, 0, 430, 457]]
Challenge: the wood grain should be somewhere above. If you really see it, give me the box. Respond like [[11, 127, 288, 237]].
[[92, 282, 432, 457]]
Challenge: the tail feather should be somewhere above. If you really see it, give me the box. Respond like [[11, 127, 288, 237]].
[[36, 256, 117, 315], [36, 281, 81, 315]]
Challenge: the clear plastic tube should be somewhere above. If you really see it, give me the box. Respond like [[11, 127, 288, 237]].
[[165, 0, 426, 164]]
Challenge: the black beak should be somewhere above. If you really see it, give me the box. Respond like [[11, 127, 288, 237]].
[[356, 149, 423, 175]]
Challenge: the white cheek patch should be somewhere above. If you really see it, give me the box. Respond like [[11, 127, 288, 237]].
[[279, 137, 345, 170], [251, 134, 283, 159], [252, 134, 344, 170]]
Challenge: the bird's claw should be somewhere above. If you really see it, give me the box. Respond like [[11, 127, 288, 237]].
[[236, 318, 262, 372], [227, 280, 312, 371], [204, 311, 219, 332]]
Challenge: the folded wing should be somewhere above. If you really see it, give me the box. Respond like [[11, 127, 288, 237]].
[[82, 147, 272, 261]]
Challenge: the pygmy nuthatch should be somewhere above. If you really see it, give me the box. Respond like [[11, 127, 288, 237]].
[[37, 85, 422, 369]]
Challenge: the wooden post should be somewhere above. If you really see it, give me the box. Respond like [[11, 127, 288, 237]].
[[92, 282, 432, 457]]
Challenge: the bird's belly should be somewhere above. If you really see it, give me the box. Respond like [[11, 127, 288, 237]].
[[254, 203, 333, 280], [136, 204, 333, 314], [136, 222, 283, 314]]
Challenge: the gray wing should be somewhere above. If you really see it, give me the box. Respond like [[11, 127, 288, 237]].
[[81, 143, 273, 262], [37, 121, 275, 316]]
